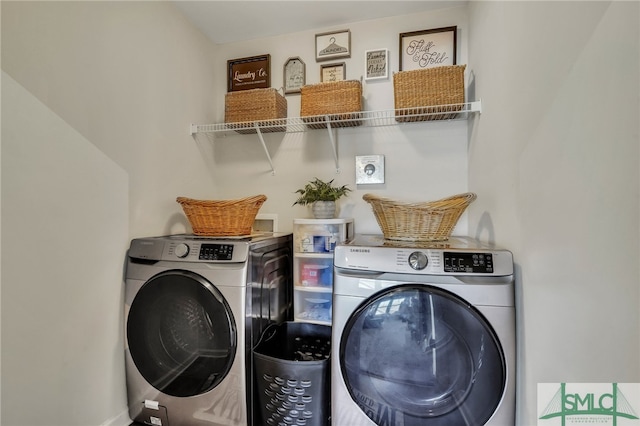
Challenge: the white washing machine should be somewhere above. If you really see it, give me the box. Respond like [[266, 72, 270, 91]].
[[332, 234, 515, 426], [124, 233, 292, 426]]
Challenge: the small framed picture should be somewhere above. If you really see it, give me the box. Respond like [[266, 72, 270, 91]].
[[399, 26, 457, 71], [227, 54, 271, 92], [320, 62, 346, 82], [316, 29, 351, 62], [364, 49, 389, 81], [283, 57, 305, 94]]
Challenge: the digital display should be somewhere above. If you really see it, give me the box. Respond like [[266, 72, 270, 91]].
[[199, 244, 234, 261], [444, 252, 493, 273]]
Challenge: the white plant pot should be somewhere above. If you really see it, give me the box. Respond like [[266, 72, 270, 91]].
[[312, 201, 336, 219]]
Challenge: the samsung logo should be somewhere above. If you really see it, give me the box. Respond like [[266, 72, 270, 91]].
[[350, 248, 370, 253]]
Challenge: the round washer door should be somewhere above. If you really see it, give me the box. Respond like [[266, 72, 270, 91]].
[[340, 284, 505, 426], [127, 270, 237, 397]]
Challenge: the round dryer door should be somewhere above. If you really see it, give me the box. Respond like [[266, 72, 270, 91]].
[[340, 284, 505, 426], [127, 270, 236, 397]]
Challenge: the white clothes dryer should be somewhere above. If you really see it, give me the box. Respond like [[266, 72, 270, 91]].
[[332, 235, 515, 426], [124, 233, 292, 426]]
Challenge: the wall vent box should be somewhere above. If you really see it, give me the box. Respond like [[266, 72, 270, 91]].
[[254, 214, 278, 232], [356, 155, 385, 184]]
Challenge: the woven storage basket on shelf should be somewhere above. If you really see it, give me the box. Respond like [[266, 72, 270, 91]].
[[363, 192, 476, 242], [300, 80, 362, 129], [176, 195, 267, 236], [225, 88, 287, 133], [394, 65, 466, 122]]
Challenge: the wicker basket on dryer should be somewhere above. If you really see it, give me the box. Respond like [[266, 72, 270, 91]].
[[177, 195, 267, 236], [363, 192, 476, 242]]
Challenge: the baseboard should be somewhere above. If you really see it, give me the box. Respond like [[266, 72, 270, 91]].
[[101, 409, 132, 426]]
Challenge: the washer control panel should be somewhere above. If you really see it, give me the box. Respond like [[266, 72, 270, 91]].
[[128, 237, 249, 263], [199, 243, 234, 261]]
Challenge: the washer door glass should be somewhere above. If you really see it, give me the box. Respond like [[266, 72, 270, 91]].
[[127, 270, 237, 397], [340, 285, 505, 426]]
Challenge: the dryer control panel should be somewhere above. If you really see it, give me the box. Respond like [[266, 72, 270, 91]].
[[444, 252, 493, 273], [333, 234, 513, 276]]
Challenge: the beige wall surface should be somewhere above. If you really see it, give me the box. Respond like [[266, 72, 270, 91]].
[[468, 1, 640, 424], [207, 5, 471, 235], [1, 1, 218, 238], [2, 71, 129, 426], [2, 1, 217, 425]]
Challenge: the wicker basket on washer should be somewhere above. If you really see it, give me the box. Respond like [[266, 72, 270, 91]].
[[177, 195, 267, 236], [363, 192, 476, 242], [300, 80, 362, 129], [394, 65, 466, 122]]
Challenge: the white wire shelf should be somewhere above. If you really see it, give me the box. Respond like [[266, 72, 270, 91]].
[[189, 100, 481, 175], [190, 100, 482, 136]]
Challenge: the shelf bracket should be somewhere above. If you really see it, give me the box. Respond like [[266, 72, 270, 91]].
[[469, 99, 482, 114], [324, 115, 340, 174], [254, 123, 276, 175]]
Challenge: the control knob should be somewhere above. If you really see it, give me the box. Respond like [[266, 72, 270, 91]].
[[174, 243, 190, 258], [408, 251, 428, 270]]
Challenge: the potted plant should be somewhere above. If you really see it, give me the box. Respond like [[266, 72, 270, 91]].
[[293, 178, 352, 218]]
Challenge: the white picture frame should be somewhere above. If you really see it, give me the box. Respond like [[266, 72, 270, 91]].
[[283, 57, 305, 94], [364, 49, 389, 81]]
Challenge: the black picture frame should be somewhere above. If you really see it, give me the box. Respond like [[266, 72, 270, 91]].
[[227, 54, 271, 92], [399, 26, 457, 71]]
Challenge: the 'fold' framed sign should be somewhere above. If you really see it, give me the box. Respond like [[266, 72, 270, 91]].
[[399, 27, 457, 71], [227, 54, 271, 92]]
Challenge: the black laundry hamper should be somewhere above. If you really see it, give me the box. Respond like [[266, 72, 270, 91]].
[[253, 321, 331, 426]]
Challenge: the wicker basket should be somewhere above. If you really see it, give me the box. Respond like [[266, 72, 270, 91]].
[[394, 65, 466, 122], [177, 195, 267, 236], [225, 88, 287, 133], [300, 80, 362, 129], [363, 192, 476, 242]]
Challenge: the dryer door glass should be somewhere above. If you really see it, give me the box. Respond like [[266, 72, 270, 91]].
[[340, 285, 505, 426], [127, 270, 237, 397]]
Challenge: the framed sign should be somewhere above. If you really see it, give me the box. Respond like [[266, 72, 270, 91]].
[[227, 54, 270, 92], [399, 26, 457, 71], [316, 29, 351, 62], [283, 57, 305, 94], [320, 62, 346, 82], [365, 49, 389, 81]]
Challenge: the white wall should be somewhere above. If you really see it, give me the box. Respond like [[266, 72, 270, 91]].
[[1, 2, 218, 425], [2, 71, 129, 426], [1, 1, 219, 239], [205, 5, 472, 235], [468, 2, 640, 425]]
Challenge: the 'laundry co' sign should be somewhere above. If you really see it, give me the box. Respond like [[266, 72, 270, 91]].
[[538, 383, 640, 425], [227, 54, 271, 92]]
